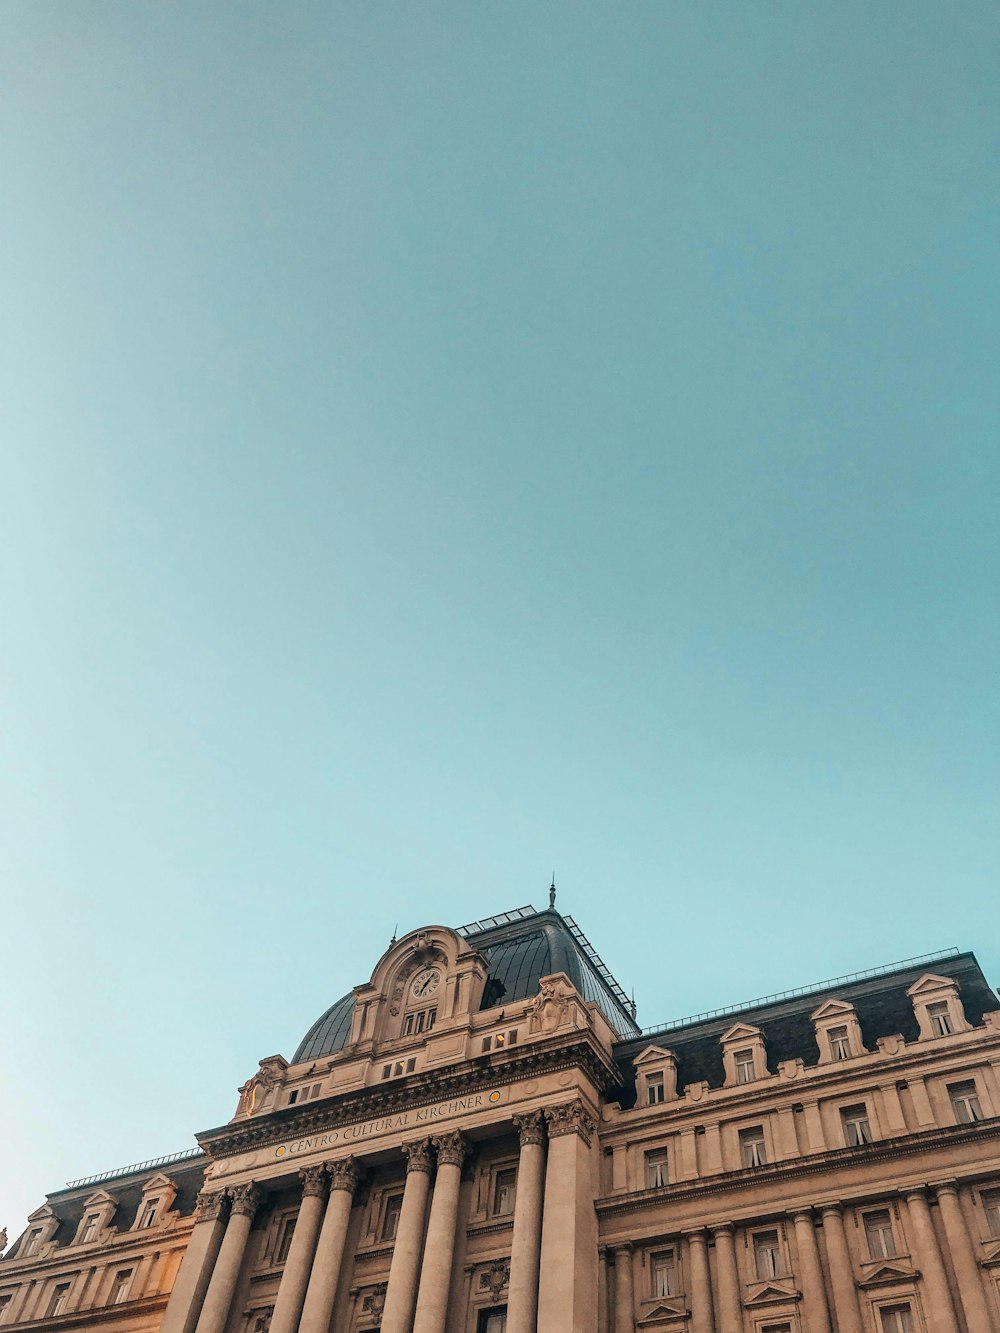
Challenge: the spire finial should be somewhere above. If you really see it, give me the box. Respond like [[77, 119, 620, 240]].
[[630, 988, 637, 1019], [390, 922, 398, 946], [549, 875, 556, 910]]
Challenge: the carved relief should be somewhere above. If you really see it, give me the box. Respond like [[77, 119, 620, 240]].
[[362, 1282, 388, 1324], [478, 1260, 510, 1301], [327, 1156, 363, 1195], [238, 1056, 288, 1117], [401, 1138, 434, 1174], [433, 1130, 467, 1168], [544, 1100, 597, 1145], [513, 1110, 546, 1147], [194, 1190, 229, 1222], [527, 976, 575, 1034], [299, 1165, 328, 1198], [230, 1182, 264, 1219]]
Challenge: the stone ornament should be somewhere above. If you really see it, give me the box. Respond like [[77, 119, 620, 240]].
[[433, 1130, 467, 1168], [230, 1182, 264, 1219], [527, 976, 575, 1034], [402, 1137, 434, 1174], [479, 1260, 510, 1301], [513, 1110, 546, 1147], [193, 1190, 228, 1222], [362, 1281, 388, 1322], [327, 1155, 363, 1194], [544, 1099, 597, 1145], [300, 1165, 328, 1198]]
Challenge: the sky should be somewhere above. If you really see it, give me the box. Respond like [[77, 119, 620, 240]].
[[1, 1, 997, 1236]]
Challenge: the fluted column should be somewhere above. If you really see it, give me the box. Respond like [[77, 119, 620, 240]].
[[902, 1187, 959, 1332], [269, 1166, 328, 1333], [790, 1210, 832, 1333], [933, 1181, 994, 1331], [379, 1138, 434, 1333], [413, 1132, 468, 1333], [711, 1224, 742, 1331], [819, 1204, 862, 1333], [683, 1229, 714, 1333], [194, 1183, 262, 1333], [161, 1191, 229, 1333], [612, 1243, 634, 1333], [507, 1111, 547, 1333], [299, 1157, 362, 1333], [537, 1100, 600, 1333]]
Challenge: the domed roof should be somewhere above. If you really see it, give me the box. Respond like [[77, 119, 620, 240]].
[[291, 906, 638, 1064]]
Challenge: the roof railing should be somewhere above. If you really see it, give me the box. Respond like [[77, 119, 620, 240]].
[[65, 1147, 205, 1190], [456, 905, 537, 936], [563, 915, 636, 1015], [638, 948, 963, 1038]]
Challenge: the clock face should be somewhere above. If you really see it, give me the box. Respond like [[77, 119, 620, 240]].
[[410, 967, 441, 1000]]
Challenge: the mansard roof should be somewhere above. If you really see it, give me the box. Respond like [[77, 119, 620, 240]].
[[292, 905, 639, 1063]]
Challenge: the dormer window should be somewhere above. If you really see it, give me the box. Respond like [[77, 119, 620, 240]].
[[646, 1071, 665, 1105], [735, 1050, 755, 1084], [139, 1199, 160, 1229], [23, 1229, 42, 1257], [907, 974, 971, 1041], [632, 1045, 678, 1105], [721, 1024, 768, 1087], [927, 1002, 952, 1036], [811, 999, 866, 1065], [828, 1026, 851, 1061], [80, 1214, 99, 1244]]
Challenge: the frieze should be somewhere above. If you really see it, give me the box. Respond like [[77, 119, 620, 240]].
[[544, 1099, 597, 1145], [199, 1038, 618, 1160]]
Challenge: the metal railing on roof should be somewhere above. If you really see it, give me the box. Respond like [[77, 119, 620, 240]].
[[563, 915, 635, 1015], [638, 948, 962, 1038], [456, 905, 537, 936], [65, 1147, 205, 1190]]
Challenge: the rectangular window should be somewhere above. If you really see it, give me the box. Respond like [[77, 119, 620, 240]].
[[140, 1198, 160, 1228], [753, 1229, 781, 1279], [381, 1065, 392, 1080], [841, 1104, 873, 1147], [880, 1305, 914, 1333], [927, 1002, 952, 1036], [650, 1248, 677, 1297], [478, 1309, 507, 1333], [739, 1126, 766, 1168], [645, 1148, 668, 1189], [828, 1025, 851, 1060], [948, 1080, 983, 1123], [382, 1193, 404, 1242], [404, 1008, 437, 1036], [288, 1089, 300, 1104], [23, 1229, 42, 1257], [493, 1168, 516, 1217], [735, 1049, 755, 1083], [80, 1213, 99, 1243], [110, 1270, 133, 1305], [0, 1295, 12, 1317], [646, 1072, 665, 1105], [49, 1283, 71, 1316], [761, 1325, 792, 1333], [983, 1189, 1000, 1236], [864, 1210, 896, 1259], [276, 1217, 297, 1264]]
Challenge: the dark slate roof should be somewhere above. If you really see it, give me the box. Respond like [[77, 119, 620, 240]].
[[610, 950, 998, 1108], [6, 1156, 207, 1259], [293, 906, 639, 1062]]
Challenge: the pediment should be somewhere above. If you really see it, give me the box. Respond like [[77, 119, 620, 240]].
[[809, 998, 856, 1021], [744, 1278, 800, 1305], [634, 1044, 675, 1066], [82, 1189, 117, 1208], [141, 1172, 175, 1193], [26, 1203, 56, 1222], [982, 1241, 1000, 1267], [858, 1261, 920, 1288], [721, 1022, 762, 1042], [905, 973, 956, 997], [637, 1299, 689, 1326]]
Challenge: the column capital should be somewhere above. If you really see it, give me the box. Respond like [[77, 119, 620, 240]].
[[300, 1165, 328, 1199], [682, 1226, 709, 1244], [513, 1109, 546, 1147], [900, 1186, 929, 1204], [610, 1242, 633, 1259], [327, 1155, 363, 1194], [402, 1137, 434, 1174], [818, 1200, 845, 1218], [230, 1182, 263, 1219], [711, 1221, 736, 1238], [929, 1179, 960, 1199], [193, 1189, 229, 1222], [432, 1130, 468, 1168], [790, 1206, 817, 1222], [543, 1099, 597, 1145]]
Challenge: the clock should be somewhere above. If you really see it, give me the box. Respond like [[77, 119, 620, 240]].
[[410, 967, 441, 999]]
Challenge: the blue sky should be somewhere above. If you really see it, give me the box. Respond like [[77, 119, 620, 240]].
[[1, 2, 997, 1233]]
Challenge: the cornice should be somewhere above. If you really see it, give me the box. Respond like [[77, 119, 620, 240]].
[[596, 1116, 1000, 1218], [199, 1037, 619, 1160], [0, 1227, 192, 1278], [0, 1293, 167, 1330]]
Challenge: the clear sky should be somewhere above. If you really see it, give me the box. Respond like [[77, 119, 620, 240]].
[[1, 1, 997, 1236]]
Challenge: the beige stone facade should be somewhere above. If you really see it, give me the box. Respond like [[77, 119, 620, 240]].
[[4, 903, 1000, 1333]]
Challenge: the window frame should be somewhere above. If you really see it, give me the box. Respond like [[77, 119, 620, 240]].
[[926, 1002, 952, 1037], [828, 1025, 851, 1060], [644, 1147, 669, 1189], [380, 1192, 404, 1242], [649, 1246, 679, 1298], [646, 1071, 665, 1105], [948, 1079, 984, 1124], [877, 1302, 915, 1333], [110, 1269, 133, 1305], [752, 1228, 782, 1280], [981, 1187, 1000, 1237], [491, 1167, 517, 1218], [48, 1282, 71, 1316], [739, 1125, 767, 1169], [863, 1209, 897, 1260], [734, 1049, 756, 1084], [840, 1103, 873, 1147]]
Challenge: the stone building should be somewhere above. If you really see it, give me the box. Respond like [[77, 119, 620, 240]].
[[3, 900, 1000, 1333]]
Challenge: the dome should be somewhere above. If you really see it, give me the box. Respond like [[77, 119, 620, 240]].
[[291, 906, 638, 1063]]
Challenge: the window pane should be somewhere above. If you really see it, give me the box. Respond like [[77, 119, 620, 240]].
[[983, 1190, 1000, 1235], [645, 1149, 668, 1188], [493, 1169, 516, 1216], [753, 1230, 780, 1278], [382, 1194, 403, 1241], [864, 1210, 896, 1259], [739, 1128, 766, 1168], [651, 1249, 676, 1297], [949, 1081, 983, 1123]]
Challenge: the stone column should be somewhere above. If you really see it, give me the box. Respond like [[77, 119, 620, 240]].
[[161, 1191, 230, 1333], [711, 1224, 742, 1331], [194, 1183, 262, 1333], [379, 1138, 434, 1333], [611, 1243, 634, 1333], [933, 1181, 993, 1332], [537, 1100, 600, 1333], [902, 1188, 959, 1332], [269, 1166, 328, 1333], [298, 1157, 362, 1333], [413, 1131, 468, 1333], [507, 1111, 547, 1333], [790, 1209, 832, 1333], [819, 1204, 862, 1333], [683, 1230, 713, 1333]]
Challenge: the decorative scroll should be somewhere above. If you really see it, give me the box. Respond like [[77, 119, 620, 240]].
[[544, 1099, 597, 1145], [513, 1110, 545, 1147], [479, 1261, 510, 1301], [401, 1137, 434, 1174], [327, 1155, 363, 1194], [433, 1130, 467, 1168]]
